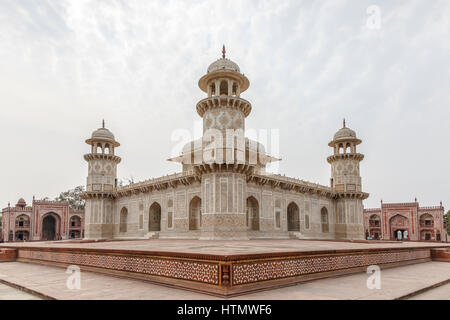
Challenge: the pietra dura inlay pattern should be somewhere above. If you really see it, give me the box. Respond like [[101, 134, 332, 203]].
[[232, 249, 430, 285], [18, 250, 219, 285], [13, 245, 436, 295]]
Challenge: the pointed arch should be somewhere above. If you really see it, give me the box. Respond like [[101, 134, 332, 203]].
[[41, 212, 61, 241], [149, 202, 161, 231], [189, 196, 202, 230], [15, 214, 30, 228], [287, 202, 300, 231], [419, 213, 434, 227], [246, 196, 259, 231], [219, 80, 228, 95]]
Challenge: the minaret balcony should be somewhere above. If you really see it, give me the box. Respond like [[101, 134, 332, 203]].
[[84, 153, 122, 163], [196, 96, 252, 118], [327, 153, 364, 163]]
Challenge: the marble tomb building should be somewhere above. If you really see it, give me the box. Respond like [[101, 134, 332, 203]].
[[81, 48, 370, 240]]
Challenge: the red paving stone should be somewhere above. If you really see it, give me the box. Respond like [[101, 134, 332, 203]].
[[0, 261, 449, 300]]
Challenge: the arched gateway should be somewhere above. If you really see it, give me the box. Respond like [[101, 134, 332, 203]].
[[42, 214, 59, 241], [389, 214, 409, 240]]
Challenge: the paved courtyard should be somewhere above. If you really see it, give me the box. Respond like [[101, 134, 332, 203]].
[[0, 261, 449, 300], [2, 239, 449, 256], [408, 282, 450, 300], [0, 283, 40, 300]]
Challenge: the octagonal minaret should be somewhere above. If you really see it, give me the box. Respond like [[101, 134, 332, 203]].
[[197, 45, 251, 134], [196, 47, 251, 239], [82, 121, 121, 239], [327, 120, 369, 239], [167, 47, 279, 239]]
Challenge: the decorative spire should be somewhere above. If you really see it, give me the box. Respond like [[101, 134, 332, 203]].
[[414, 197, 417, 203], [102, 119, 105, 128], [343, 118, 346, 128], [222, 45, 226, 59]]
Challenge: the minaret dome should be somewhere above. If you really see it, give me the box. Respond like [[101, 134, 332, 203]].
[[198, 46, 250, 97]]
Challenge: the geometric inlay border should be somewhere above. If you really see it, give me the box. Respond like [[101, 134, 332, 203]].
[[232, 249, 430, 285], [18, 250, 219, 285]]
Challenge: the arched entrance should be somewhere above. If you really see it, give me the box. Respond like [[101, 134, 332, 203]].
[[15, 231, 30, 241], [420, 229, 434, 241], [42, 214, 58, 241], [149, 202, 161, 231], [246, 197, 259, 231], [389, 214, 409, 240], [189, 197, 202, 230], [287, 202, 300, 231]]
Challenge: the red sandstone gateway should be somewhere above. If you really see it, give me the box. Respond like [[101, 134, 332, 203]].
[[1, 198, 85, 242], [364, 200, 447, 242]]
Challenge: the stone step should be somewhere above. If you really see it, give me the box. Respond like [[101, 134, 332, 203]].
[[144, 232, 159, 239], [431, 248, 450, 262], [0, 249, 17, 262], [1, 261, 450, 300]]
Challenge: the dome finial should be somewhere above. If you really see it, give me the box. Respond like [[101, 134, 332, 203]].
[[343, 118, 346, 128], [222, 45, 226, 59], [102, 119, 105, 128]]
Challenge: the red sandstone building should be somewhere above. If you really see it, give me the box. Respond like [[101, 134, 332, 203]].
[[1, 198, 85, 242], [363, 200, 447, 242]]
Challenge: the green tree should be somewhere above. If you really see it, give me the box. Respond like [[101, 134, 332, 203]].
[[55, 186, 85, 210]]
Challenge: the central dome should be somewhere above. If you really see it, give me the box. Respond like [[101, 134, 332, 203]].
[[207, 58, 241, 74]]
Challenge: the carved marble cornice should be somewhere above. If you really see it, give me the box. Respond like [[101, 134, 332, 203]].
[[193, 162, 255, 175], [327, 153, 364, 163], [196, 96, 252, 117], [80, 191, 116, 200], [84, 153, 122, 163], [247, 174, 337, 199], [114, 171, 200, 198], [334, 191, 370, 200]]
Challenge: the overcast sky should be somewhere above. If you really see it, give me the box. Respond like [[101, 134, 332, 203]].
[[0, 0, 449, 210]]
